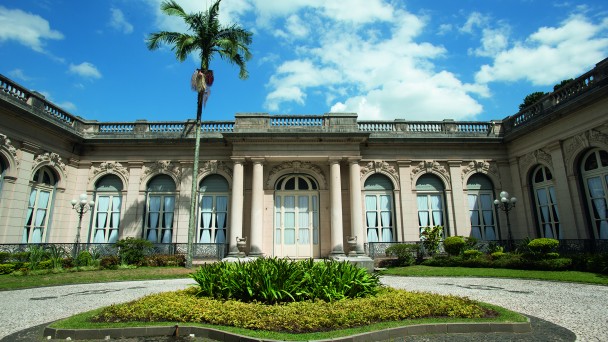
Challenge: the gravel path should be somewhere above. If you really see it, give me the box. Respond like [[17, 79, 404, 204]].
[[381, 276, 608, 342], [0, 277, 605, 341]]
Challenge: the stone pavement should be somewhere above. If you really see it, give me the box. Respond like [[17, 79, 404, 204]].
[[1, 276, 604, 341]]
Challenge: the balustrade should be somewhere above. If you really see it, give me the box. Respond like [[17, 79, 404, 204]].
[[271, 115, 324, 127], [149, 123, 185, 133]]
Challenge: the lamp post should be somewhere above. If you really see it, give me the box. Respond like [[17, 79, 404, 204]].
[[494, 190, 517, 251], [71, 193, 95, 258]]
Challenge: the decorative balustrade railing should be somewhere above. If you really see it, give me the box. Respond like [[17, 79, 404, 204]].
[[504, 58, 608, 132], [358, 121, 492, 134], [201, 121, 234, 132], [0, 75, 29, 102], [98, 123, 135, 133], [149, 123, 185, 133], [270, 115, 325, 127]]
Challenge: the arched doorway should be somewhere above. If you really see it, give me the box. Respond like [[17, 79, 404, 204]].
[[274, 174, 320, 258]]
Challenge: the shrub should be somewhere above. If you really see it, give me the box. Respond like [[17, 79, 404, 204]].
[[527, 238, 559, 258], [487, 242, 504, 254], [465, 236, 479, 250], [490, 251, 506, 260], [143, 254, 186, 267], [385, 244, 419, 266], [11, 252, 30, 262], [75, 251, 93, 267], [38, 259, 53, 270], [116, 238, 153, 265], [443, 236, 466, 256], [586, 253, 608, 274], [46, 245, 66, 269], [0, 263, 15, 275], [61, 257, 74, 269], [420, 225, 443, 256], [0, 252, 10, 263], [421, 255, 460, 267], [100, 255, 120, 269], [191, 257, 380, 304], [93, 287, 491, 332], [463, 249, 483, 259], [533, 258, 572, 271]]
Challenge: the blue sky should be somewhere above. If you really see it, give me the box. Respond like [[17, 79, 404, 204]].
[[1, 0, 607, 123]]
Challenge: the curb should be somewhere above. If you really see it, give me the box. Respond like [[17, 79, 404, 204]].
[[43, 319, 531, 341]]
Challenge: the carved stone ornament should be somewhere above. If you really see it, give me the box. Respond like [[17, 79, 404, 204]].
[[519, 149, 553, 176], [33, 152, 66, 172], [266, 161, 326, 188], [410, 160, 450, 183], [588, 129, 608, 147], [461, 160, 495, 178], [0, 133, 18, 161], [200, 160, 232, 177], [90, 161, 128, 180], [142, 160, 182, 181], [360, 160, 398, 179]]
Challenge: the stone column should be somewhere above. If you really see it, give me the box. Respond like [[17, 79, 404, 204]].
[[329, 158, 345, 257], [448, 160, 465, 237], [348, 158, 364, 255], [249, 158, 264, 256], [227, 158, 244, 257]]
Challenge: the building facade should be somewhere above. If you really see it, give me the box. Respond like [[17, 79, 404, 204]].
[[1, 58, 607, 258]]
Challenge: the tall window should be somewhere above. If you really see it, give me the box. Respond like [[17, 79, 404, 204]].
[[581, 149, 608, 239], [531, 166, 561, 239], [23, 167, 57, 243], [145, 175, 176, 243], [92, 175, 123, 243], [416, 174, 447, 238], [0, 158, 5, 203], [364, 174, 395, 242], [467, 174, 497, 240], [199, 175, 229, 244]]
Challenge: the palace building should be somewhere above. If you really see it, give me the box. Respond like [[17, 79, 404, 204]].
[[0, 58, 607, 259]]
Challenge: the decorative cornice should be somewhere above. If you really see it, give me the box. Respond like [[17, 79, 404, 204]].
[[141, 160, 182, 181], [200, 160, 233, 177], [461, 160, 498, 178], [33, 152, 66, 172], [266, 161, 326, 188], [360, 160, 398, 179], [410, 160, 450, 183], [89, 161, 129, 180]]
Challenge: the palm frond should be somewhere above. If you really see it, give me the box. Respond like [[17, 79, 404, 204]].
[[160, 0, 187, 19]]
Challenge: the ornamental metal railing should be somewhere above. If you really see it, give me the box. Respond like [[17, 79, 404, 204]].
[[0, 243, 228, 260]]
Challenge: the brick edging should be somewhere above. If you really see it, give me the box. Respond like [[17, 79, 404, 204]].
[[43, 319, 531, 341]]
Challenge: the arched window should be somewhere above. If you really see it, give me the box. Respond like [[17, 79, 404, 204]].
[[199, 175, 229, 244], [531, 166, 561, 239], [145, 175, 176, 243], [467, 174, 497, 240], [23, 167, 57, 243], [416, 174, 447, 238], [364, 174, 395, 242], [92, 175, 123, 243], [0, 158, 6, 203], [581, 149, 608, 239]]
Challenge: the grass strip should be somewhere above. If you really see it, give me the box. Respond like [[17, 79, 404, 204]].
[[381, 265, 608, 285]]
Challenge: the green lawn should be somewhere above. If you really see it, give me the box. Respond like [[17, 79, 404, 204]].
[[0, 267, 193, 291], [381, 265, 608, 285]]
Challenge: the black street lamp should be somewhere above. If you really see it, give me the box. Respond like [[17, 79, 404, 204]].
[[71, 193, 94, 258], [494, 190, 517, 250]]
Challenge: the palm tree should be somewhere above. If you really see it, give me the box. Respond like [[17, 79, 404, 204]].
[[147, 0, 252, 267]]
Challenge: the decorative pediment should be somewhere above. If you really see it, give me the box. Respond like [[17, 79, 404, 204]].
[[588, 129, 608, 146], [360, 160, 398, 179], [200, 160, 232, 176], [0, 134, 17, 159], [90, 161, 128, 179], [519, 149, 553, 177], [411, 160, 450, 183], [266, 161, 326, 188], [461, 160, 499, 178], [33, 152, 66, 172], [142, 160, 182, 180]]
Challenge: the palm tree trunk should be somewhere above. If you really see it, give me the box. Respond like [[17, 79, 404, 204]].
[[186, 91, 204, 268]]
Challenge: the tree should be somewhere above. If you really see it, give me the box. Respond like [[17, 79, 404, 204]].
[[147, 0, 253, 267], [518, 91, 546, 111]]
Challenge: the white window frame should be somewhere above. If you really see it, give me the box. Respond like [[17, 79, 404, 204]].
[[91, 193, 122, 243], [144, 193, 176, 243], [23, 168, 55, 243], [581, 149, 608, 240], [198, 192, 229, 244], [467, 191, 497, 240], [532, 166, 561, 239], [364, 192, 395, 243]]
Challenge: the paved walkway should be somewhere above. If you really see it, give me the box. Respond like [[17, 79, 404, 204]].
[[0, 277, 605, 341]]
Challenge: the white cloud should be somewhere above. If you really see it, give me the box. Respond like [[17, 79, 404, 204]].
[[8, 69, 31, 81], [69, 62, 102, 79], [263, 7, 484, 120], [475, 15, 608, 85], [109, 8, 134, 34], [0, 5, 63, 52]]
